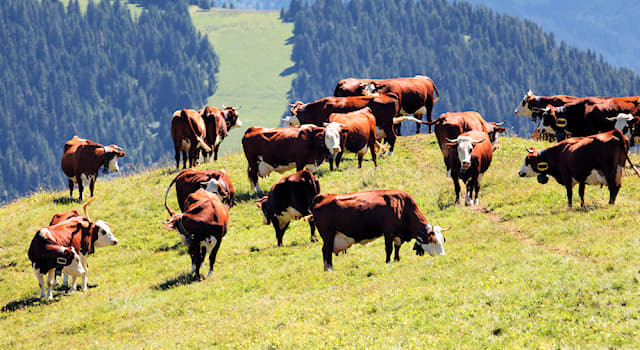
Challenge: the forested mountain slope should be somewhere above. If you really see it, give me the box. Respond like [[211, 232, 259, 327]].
[[283, 0, 640, 137]]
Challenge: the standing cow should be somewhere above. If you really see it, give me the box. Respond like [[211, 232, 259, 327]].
[[256, 170, 320, 246], [518, 129, 640, 207], [61, 136, 126, 202], [326, 107, 382, 170], [310, 189, 447, 271], [199, 105, 242, 162], [171, 108, 211, 169], [164, 169, 235, 211], [164, 189, 229, 280], [445, 130, 493, 206]]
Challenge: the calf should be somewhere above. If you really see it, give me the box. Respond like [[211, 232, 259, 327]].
[[310, 189, 447, 271], [445, 130, 493, 206], [326, 107, 382, 170], [28, 232, 85, 299], [61, 136, 126, 201], [164, 169, 235, 212], [171, 108, 211, 169], [518, 129, 640, 207], [256, 170, 320, 246], [164, 189, 229, 280]]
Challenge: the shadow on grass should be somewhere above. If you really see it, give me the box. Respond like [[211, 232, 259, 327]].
[[234, 190, 264, 203], [2, 294, 64, 312], [152, 272, 197, 291], [154, 242, 182, 252], [52, 197, 79, 205]]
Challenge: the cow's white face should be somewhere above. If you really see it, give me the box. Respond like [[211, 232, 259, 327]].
[[518, 149, 540, 177], [283, 115, 300, 126], [453, 136, 483, 170], [61, 247, 86, 277], [93, 220, 119, 247], [107, 156, 120, 172], [324, 122, 342, 155], [201, 178, 227, 205], [420, 225, 446, 256], [611, 113, 634, 140], [514, 89, 534, 116]]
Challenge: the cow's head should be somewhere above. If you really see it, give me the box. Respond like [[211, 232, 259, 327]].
[[222, 105, 242, 129], [92, 220, 119, 247], [323, 122, 343, 155], [59, 246, 86, 277], [446, 135, 486, 171], [255, 196, 271, 225], [536, 105, 569, 140], [200, 177, 231, 209], [102, 145, 126, 174], [487, 122, 506, 146], [360, 82, 380, 96], [608, 113, 640, 146], [413, 224, 447, 256], [514, 89, 535, 116], [519, 147, 550, 183], [285, 101, 305, 126]]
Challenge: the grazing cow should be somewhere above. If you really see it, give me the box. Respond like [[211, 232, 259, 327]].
[[445, 130, 493, 206], [41, 200, 119, 292], [537, 97, 640, 140], [164, 168, 235, 212], [61, 136, 126, 202], [358, 76, 440, 134], [164, 188, 229, 280], [518, 129, 640, 207], [171, 108, 211, 169], [256, 170, 320, 246], [285, 95, 418, 154], [242, 125, 342, 193], [199, 105, 242, 161], [310, 189, 447, 271], [326, 107, 383, 170], [28, 232, 85, 299]]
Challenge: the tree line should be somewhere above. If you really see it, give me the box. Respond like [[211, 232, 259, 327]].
[[0, 0, 219, 203]]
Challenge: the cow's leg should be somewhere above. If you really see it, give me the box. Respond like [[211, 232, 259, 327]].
[[181, 150, 187, 169], [214, 144, 220, 161], [387, 130, 397, 155], [578, 182, 587, 207], [608, 184, 621, 205], [68, 179, 74, 200], [322, 234, 335, 271], [452, 175, 461, 204], [174, 148, 181, 169], [384, 237, 393, 263], [33, 267, 46, 298], [207, 239, 222, 277], [394, 123, 402, 137], [46, 269, 55, 300], [393, 239, 402, 261], [272, 219, 287, 247], [308, 219, 318, 243], [80, 254, 89, 291], [335, 152, 344, 170], [77, 179, 84, 202], [89, 177, 96, 198], [247, 165, 260, 193], [565, 185, 573, 208], [62, 272, 69, 289], [369, 141, 378, 168], [415, 112, 424, 134], [328, 157, 335, 171]]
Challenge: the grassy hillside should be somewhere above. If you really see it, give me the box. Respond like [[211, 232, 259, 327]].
[[1, 134, 640, 348], [190, 7, 295, 154]]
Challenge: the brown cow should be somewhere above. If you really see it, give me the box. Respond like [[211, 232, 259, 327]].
[[256, 169, 320, 246], [164, 168, 235, 212], [28, 232, 84, 299], [199, 105, 242, 162], [514, 90, 586, 118], [242, 125, 342, 193], [310, 189, 448, 271], [326, 107, 383, 170], [164, 188, 229, 280], [445, 130, 493, 206], [61, 136, 126, 202], [518, 129, 640, 207], [171, 108, 211, 169]]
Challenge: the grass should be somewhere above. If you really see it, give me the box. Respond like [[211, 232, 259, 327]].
[[1, 134, 640, 348]]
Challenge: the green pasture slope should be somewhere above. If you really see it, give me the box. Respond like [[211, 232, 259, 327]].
[[190, 7, 295, 154], [1, 134, 640, 348]]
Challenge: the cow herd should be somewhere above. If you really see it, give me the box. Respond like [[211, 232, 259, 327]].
[[26, 76, 640, 299]]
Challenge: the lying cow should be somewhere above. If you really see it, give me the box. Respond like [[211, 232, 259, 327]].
[[326, 107, 383, 170], [171, 108, 211, 169], [518, 129, 640, 207], [164, 169, 235, 212], [46, 198, 119, 292], [164, 188, 229, 280], [310, 189, 448, 271], [242, 125, 342, 193], [445, 131, 493, 206], [28, 232, 85, 299], [61, 136, 126, 202], [256, 169, 320, 246]]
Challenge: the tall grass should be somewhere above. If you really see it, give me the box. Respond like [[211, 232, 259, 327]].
[[1, 134, 640, 348]]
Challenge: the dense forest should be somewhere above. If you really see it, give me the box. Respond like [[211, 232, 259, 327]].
[[0, 0, 218, 203], [282, 0, 640, 136]]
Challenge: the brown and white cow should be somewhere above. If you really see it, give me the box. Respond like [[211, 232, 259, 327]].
[[310, 189, 447, 271], [518, 129, 640, 207], [164, 188, 229, 280], [61, 136, 126, 202], [608, 113, 640, 146], [326, 107, 383, 170], [41, 200, 119, 293], [256, 169, 320, 246], [514, 90, 586, 118], [28, 231, 85, 299], [164, 168, 235, 212], [199, 105, 242, 162], [171, 108, 211, 169], [285, 95, 416, 154], [445, 130, 493, 206], [242, 125, 342, 193]]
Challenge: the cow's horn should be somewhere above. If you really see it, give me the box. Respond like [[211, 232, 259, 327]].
[[445, 137, 459, 143], [495, 121, 505, 126], [440, 226, 452, 231]]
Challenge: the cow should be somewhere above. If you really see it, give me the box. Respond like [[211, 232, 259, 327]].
[[537, 97, 640, 141], [171, 108, 211, 169], [61, 136, 126, 202], [242, 125, 342, 193], [518, 129, 640, 208], [608, 113, 640, 146], [326, 107, 383, 170], [256, 169, 320, 246], [444, 130, 493, 206], [164, 168, 235, 212], [199, 105, 242, 162], [513, 90, 585, 118], [28, 232, 85, 299], [164, 188, 229, 280], [309, 189, 448, 271]]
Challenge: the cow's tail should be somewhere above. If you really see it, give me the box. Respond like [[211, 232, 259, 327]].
[[431, 78, 440, 104], [82, 197, 96, 221], [164, 175, 179, 217], [624, 150, 640, 178], [375, 139, 390, 155], [184, 109, 212, 153]]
